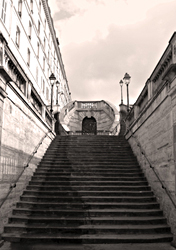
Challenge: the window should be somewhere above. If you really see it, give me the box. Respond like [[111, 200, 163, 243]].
[[48, 50, 50, 62], [1, 0, 7, 23], [30, 0, 33, 13], [27, 48, 30, 66], [16, 26, 20, 47], [39, 0, 41, 13], [28, 21, 32, 39], [18, 0, 22, 17], [41, 76, 43, 88], [43, 38, 45, 51], [43, 56, 45, 71], [42, 80, 45, 94], [46, 87, 49, 100], [44, 19, 46, 29], [37, 42, 40, 58], [47, 67, 49, 79], [36, 66, 38, 83], [38, 20, 40, 34]]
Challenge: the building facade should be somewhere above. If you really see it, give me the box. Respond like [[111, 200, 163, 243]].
[[0, 0, 71, 231]]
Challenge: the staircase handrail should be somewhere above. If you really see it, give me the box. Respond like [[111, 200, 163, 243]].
[[125, 125, 176, 209], [0, 129, 54, 208]]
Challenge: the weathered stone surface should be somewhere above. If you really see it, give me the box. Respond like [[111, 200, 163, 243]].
[[60, 101, 119, 134], [125, 84, 176, 238], [0, 88, 55, 234]]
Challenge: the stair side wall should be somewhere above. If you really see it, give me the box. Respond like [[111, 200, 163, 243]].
[[0, 87, 55, 234], [125, 78, 176, 241]]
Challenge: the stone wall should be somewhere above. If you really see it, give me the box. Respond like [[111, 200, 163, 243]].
[[125, 78, 176, 243], [0, 84, 55, 234]]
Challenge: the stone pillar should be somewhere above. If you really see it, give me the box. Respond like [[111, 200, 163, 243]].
[[119, 104, 127, 135], [119, 104, 127, 120]]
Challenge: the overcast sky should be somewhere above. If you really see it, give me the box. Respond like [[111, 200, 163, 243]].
[[48, 0, 176, 109]]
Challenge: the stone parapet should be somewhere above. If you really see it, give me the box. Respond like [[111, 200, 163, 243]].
[[59, 100, 119, 135], [124, 32, 176, 245]]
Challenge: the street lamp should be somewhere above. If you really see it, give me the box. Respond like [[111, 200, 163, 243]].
[[123, 73, 131, 112], [119, 80, 123, 104], [49, 73, 56, 114]]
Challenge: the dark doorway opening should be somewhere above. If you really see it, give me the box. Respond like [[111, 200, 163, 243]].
[[82, 116, 97, 135]]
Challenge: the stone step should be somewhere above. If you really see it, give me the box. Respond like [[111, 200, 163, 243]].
[[16, 201, 160, 210], [29, 180, 149, 186], [43, 154, 136, 158], [12, 208, 163, 217], [38, 164, 140, 168], [36, 168, 142, 173], [20, 195, 157, 203], [47, 148, 132, 152], [39, 162, 139, 167], [26, 185, 151, 191], [40, 159, 138, 163], [23, 190, 153, 197], [31, 176, 147, 182], [2, 233, 173, 244], [2, 135, 172, 245], [33, 172, 145, 177], [44, 152, 135, 156], [8, 215, 167, 225], [4, 224, 171, 235]]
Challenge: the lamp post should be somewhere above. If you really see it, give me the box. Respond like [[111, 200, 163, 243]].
[[119, 80, 123, 104], [123, 73, 131, 112], [49, 73, 56, 114]]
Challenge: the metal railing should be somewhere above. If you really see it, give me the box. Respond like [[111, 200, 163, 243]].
[[0, 129, 53, 208], [125, 126, 176, 209]]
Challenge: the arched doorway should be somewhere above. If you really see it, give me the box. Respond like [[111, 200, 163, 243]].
[[82, 116, 97, 135]]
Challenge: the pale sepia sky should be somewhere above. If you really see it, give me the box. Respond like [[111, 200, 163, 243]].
[[48, 0, 176, 108]]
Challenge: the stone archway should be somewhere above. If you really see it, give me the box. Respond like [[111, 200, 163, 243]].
[[82, 116, 97, 135]]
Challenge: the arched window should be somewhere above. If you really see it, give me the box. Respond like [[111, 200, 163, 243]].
[[18, 0, 22, 17], [1, 0, 7, 23], [27, 48, 30, 66], [39, 0, 41, 13], [37, 42, 40, 58], [28, 21, 32, 39], [30, 0, 33, 13], [38, 20, 40, 34], [16, 26, 20, 47]]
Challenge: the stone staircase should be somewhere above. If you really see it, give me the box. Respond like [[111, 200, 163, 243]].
[[2, 135, 173, 244]]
